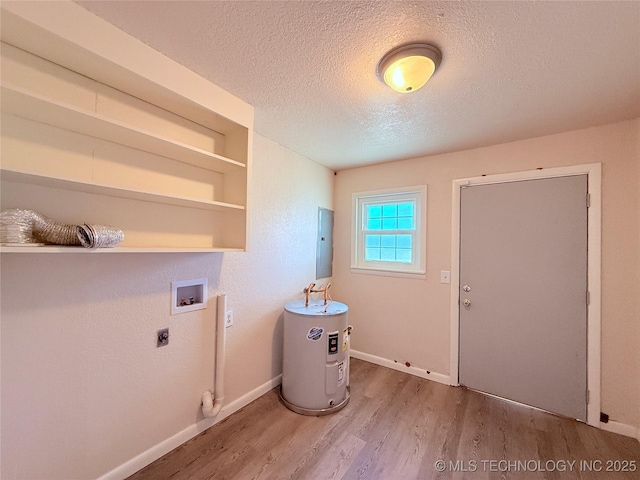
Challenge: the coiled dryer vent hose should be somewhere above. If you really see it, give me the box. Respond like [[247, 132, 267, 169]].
[[0, 209, 124, 248], [1, 209, 80, 245]]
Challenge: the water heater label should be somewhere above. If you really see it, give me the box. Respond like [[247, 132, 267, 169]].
[[307, 327, 324, 341], [337, 361, 345, 385], [327, 333, 339, 354]]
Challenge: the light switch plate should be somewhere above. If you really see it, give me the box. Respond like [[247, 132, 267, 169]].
[[440, 270, 451, 284]]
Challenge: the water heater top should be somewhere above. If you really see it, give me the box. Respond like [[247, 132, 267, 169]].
[[284, 300, 348, 316]]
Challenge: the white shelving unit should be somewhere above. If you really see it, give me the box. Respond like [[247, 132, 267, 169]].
[[0, 2, 253, 253], [1, 84, 247, 175], [0, 245, 245, 254], [0, 170, 246, 212]]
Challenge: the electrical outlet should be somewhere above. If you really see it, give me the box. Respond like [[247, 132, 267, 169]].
[[225, 310, 234, 328], [157, 328, 169, 347]]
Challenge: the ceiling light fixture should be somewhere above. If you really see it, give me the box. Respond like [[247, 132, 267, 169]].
[[377, 43, 442, 93]]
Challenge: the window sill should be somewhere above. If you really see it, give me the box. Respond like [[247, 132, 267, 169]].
[[350, 266, 426, 280]]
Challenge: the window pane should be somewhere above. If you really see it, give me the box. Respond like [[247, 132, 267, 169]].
[[356, 188, 424, 272], [368, 205, 382, 218], [365, 235, 380, 247], [365, 248, 380, 261], [366, 218, 381, 230], [396, 249, 412, 263], [382, 204, 397, 217], [380, 248, 396, 261], [397, 235, 412, 249], [398, 217, 414, 230], [397, 202, 414, 217], [381, 218, 397, 230], [380, 235, 396, 248]]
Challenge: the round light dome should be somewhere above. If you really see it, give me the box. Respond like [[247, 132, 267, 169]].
[[377, 43, 442, 93]]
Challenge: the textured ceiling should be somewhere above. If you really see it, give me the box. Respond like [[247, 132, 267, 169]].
[[75, 1, 640, 171]]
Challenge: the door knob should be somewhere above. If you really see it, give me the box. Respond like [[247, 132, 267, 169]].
[[463, 299, 471, 307], [463, 285, 471, 292]]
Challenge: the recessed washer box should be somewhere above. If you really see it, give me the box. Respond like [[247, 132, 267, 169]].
[[171, 278, 208, 315]]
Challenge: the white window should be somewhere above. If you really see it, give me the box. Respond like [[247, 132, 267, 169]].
[[351, 186, 426, 277]]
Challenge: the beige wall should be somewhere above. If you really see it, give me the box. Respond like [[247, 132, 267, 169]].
[[333, 118, 640, 430], [0, 133, 333, 479]]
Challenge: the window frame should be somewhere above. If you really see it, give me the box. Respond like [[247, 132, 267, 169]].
[[351, 185, 427, 278]]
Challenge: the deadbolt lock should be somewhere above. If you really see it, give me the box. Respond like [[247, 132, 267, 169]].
[[463, 285, 471, 292]]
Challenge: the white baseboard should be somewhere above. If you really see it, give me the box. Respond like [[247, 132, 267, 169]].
[[600, 420, 640, 442], [97, 374, 283, 480], [350, 349, 450, 386]]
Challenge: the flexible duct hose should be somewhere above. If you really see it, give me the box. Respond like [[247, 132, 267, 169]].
[[1, 208, 80, 245], [0, 208, 124, 247]]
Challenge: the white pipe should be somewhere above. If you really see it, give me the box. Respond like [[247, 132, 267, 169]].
[[346, 325, 353, 388], [202, 294, 226, 418]]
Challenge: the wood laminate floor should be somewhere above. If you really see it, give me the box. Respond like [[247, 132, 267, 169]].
[[128, 359, 640, 479]]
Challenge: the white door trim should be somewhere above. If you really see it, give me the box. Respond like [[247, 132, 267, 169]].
[[450, 163, 601, 427]]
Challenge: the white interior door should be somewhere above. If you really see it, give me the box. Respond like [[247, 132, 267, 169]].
[[458, 175, 588, 421]]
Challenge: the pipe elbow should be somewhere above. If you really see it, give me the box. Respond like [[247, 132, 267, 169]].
[[205, 396, 224, 418], [202, 390, 215, 417], [212, 396, 224, 415], [202, 390, 225, 418]]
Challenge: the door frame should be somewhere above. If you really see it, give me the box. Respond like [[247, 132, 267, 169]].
[[449, 163, 601, 427]]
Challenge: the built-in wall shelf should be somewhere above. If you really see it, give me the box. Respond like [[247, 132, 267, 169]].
[[1, 170, 245, 212], [0, 245, 244, 254], [0, 2, 253, 253], [1, 84, 247, 174]]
